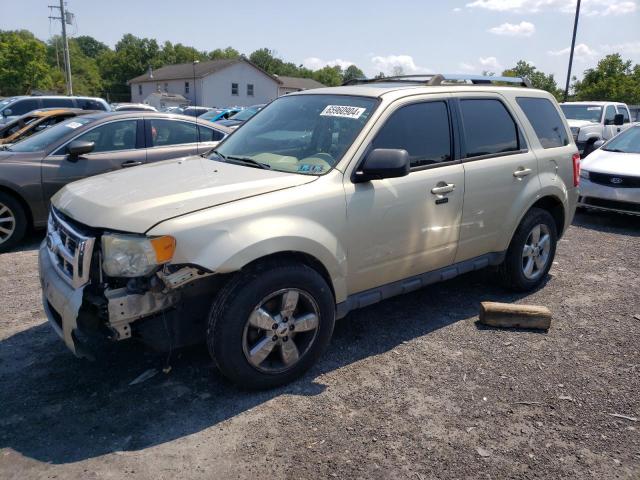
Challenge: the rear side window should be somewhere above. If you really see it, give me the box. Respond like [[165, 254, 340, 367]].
[[10, 98, 40, 116], [371, 101, 451, 168], [150, 119, 198, 146], [198, 125, 225, 142], [43, 98, 75, 108], [460, 99, 522, 158], [77, 99, 106, 110], [617, 106, 630, 123], [517, 97, 569, 149]]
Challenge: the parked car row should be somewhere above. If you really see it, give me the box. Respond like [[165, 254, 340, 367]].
[[0, 111, 230, 250], [0, 108, 96, 147], [0, 95, 110, 124]]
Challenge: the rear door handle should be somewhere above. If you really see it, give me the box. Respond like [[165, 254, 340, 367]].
[[430, 183, 455, 195], [121, 160, 143, 168], [513, 168, 532, 178]]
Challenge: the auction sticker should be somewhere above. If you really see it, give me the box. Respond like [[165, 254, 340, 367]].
[[320, 105, 366, 119], [66, 121, 83, 129]]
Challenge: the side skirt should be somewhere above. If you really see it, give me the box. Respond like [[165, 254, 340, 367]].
[[335, 251, 505, 319]]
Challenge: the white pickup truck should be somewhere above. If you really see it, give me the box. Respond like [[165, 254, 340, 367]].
[[560, 101, 634, 156]]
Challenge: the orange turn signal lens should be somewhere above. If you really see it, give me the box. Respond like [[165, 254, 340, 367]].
[[150, 236, 176, 263]]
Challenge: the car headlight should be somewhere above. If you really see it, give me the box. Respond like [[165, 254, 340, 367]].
[[101, 234, 176, 277], [580, 168, 589, 179]]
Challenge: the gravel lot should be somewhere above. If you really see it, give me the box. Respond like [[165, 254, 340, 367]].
[[1, 210, 639, 479]]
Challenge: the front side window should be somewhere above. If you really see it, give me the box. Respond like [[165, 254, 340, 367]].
[[231, 83, 239, 95], [247, 84, 254, 96], [371, 101, 451, 168], [9, 117, 93, 152], [10, 98, 40, 116], [517, 97, 569, 149], [73, 120, 137, 153], [604, 105, 617, 125], [617, 105, 630, 123], [460, 99, 521, 158], [212, 94, 377, 175], [150, 119, 198, 146]]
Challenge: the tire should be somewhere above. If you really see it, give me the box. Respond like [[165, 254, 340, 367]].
[[499, 207, 558, 292], [0, 192, 27, 253], [207, 262, 335, 389]]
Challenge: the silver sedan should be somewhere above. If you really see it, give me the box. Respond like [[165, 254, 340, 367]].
[[578, 125, 640, 215]]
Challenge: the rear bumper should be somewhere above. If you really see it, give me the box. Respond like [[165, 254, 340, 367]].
[[578, 178, 640, 215], [38, 240, 88, 357]]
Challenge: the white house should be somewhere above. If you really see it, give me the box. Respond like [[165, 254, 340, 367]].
[[129, 58, 280, 107]]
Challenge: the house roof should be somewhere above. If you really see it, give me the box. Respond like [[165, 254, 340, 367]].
[[276, 76, 325, 90], [129, 58, 279, 85]]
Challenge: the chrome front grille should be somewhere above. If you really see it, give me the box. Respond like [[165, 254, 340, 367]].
[[46, 209, 96, 289]]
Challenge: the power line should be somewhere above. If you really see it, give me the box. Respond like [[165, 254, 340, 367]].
[[564, 0, 581, 101], [48, 1, 73, 95]]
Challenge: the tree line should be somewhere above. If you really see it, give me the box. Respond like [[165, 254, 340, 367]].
[[1, 29, 639, 104]]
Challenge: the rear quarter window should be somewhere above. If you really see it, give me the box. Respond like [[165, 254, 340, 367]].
[[517, 97, 569, 149]]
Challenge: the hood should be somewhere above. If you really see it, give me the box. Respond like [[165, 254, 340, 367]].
[[581, 148, 640, 177], [53, 155, 317, 233], [566, 119, 598, 129]]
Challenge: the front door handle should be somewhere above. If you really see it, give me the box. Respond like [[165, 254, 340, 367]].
[[513, 167, 532, 178], [430, 183, 455, 195], [121, 160, 143, 168]]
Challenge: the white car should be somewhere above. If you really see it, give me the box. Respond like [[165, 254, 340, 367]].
[[578, 125, 640, 215]]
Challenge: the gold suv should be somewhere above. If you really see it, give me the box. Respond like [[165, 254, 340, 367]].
[[38, 74, 579, 389]]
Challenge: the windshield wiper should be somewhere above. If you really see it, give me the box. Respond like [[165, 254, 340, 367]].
[[602, 148, 626, 153], [226, 155, 271, 170]]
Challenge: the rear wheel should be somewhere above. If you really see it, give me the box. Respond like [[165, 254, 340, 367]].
[[207, 263, 335, 389], [0, 192, 27, 253], [499, 208, 557, 292]]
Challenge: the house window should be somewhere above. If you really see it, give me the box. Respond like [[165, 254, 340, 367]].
[[164, 82, 169, 92], [185, 81, 190, 94], [138, 84, 142, 96], [247, 84, 254, 96], [231, 83, 239, 96]]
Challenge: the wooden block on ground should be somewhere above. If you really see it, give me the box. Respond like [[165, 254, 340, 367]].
[[479, 302, 552, 330]]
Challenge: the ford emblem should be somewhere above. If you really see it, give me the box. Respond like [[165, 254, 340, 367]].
[[610, 177, 623, 184]]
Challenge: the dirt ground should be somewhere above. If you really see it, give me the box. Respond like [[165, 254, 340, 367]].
[[0, 210, 639, 480]]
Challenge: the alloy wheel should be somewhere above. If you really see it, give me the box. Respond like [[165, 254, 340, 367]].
[[0, 202, 16, 246], [522, 223, 551, 280], [242, 288, 320, 373]]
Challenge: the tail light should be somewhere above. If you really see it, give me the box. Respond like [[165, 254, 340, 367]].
[[572, 153, 580, 187]]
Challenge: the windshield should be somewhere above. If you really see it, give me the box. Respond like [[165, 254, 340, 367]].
[[229, 107, 259, 121], [8, 117, 92, 152], [560, 105, 602, 123], [210, 94, 378, 175], [0, 97, 18, 110], [602, 126, 640, 154]]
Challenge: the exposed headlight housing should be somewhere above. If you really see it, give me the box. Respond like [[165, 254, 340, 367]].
[[101, 234, 176, 277]]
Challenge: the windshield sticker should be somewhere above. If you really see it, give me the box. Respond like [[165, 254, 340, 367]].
[[66, 121, 83, 129], [298, 164, 324, 173], [320, 105, 366, 120], [587, 107, 600, 111]]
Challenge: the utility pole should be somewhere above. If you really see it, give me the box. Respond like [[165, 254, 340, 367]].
[[49, 1, 73, 95], [564, 0, 581, 101]]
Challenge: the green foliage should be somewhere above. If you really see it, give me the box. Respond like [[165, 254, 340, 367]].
[[502, 61, 563, 99], [0, 30, 53, 95], [343, 65, 365, 83], [572, 54, 640, 104], [312, 65, 343, 87], [74, 35, 108, 58]]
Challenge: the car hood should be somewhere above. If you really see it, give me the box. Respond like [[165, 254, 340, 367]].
[[53, 155, 317, 233], [566, 119, 598, 129], [581, 148, 640, 176]]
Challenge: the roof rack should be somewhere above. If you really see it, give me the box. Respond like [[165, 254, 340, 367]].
[[343, 74, 532, 88]]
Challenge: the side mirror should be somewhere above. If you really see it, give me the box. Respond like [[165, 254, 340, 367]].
[[613, 113, 624, 126], [593, 139, 605, 149], [2, 109, 11, 117], [67, 140, 95, 161], [354, 148, 410, 183]]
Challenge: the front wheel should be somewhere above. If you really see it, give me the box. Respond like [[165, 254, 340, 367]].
[[499, 208, 558, 292], [207, 263, 335, 389]]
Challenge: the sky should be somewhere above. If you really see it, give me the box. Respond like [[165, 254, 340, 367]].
[[2, 0, 639, 85]]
